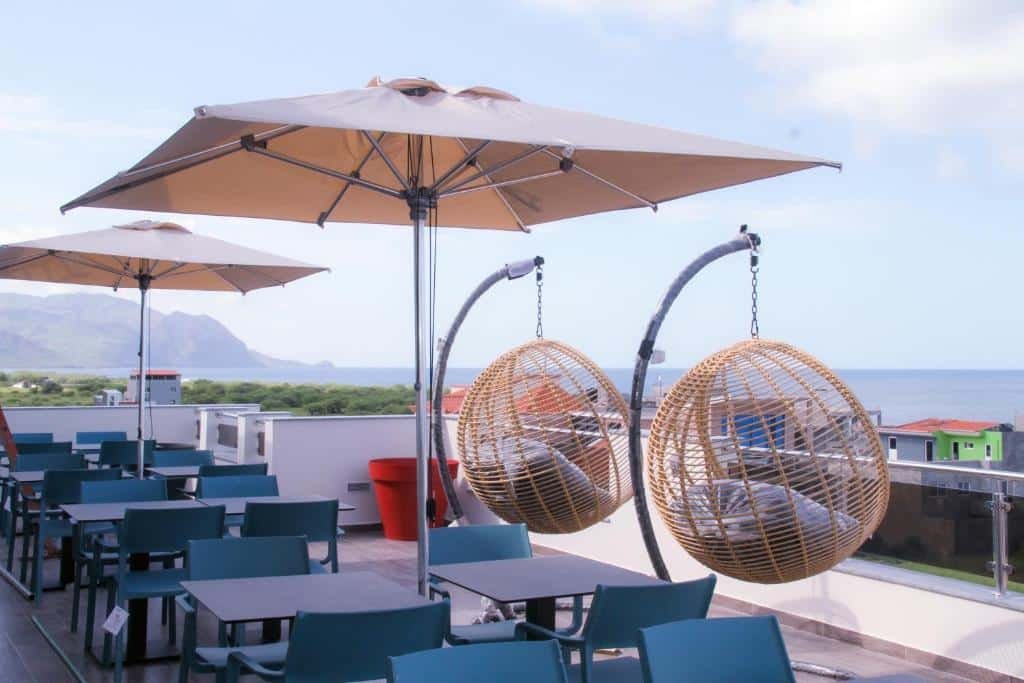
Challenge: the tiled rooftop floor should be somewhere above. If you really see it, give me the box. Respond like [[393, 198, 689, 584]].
[[0, 528, 972, 682]]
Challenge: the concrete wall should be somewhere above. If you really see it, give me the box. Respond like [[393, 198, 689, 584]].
[[263, 414, 422, 527], [1, 403, 258, 447]]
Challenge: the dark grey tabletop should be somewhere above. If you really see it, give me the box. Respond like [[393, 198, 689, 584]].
[[146, 466, 201, 478], [429, 555, 665, 603], [60, 499, 207, 523], [8, 470, 46, 484], [181, 571, 426, 623], [198, 495, 356, 516]]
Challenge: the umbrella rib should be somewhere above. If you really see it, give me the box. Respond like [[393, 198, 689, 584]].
[[360, 130, 409, 191], [428, 140, 492, 193], [212, 268, 248, 293], [53, 252, 133, 279], [448, 138, 531, 231], [439, 144, 547, 194], [316, 132, 388, 226], [149, 261, 190, 281], [540, 149, 657, 210], [245, 145, 404, 200], [438, 168, 564, 199], [0, 251, 53, 274], [233, 264, 286, 287], [60, 125, 304, 214]]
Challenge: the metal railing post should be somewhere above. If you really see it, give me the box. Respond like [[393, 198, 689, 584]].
[[988, 480, 1013, 597]]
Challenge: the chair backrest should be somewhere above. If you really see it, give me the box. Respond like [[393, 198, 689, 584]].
[[428, 524, 532, 566], [119, 505, 225, 555], [76, 431, 128, 446], [14, 452, 84, 472], [387, 640, 568, 683], [197, 474, 278, 499], [284, 602, 449, 682], [187, 536, 310, 581], [152, 449, 214, 467], [583, 575, 717, 650], [13, 441, 73, 456], [40, 468, 123, 507], [638, 616, 795, 683], [81, 478, 169, 503], [13, 433, 54, 444], [197, 463, 268, 477], [99, 439, 155, 467], [241, 500, 338, 542]]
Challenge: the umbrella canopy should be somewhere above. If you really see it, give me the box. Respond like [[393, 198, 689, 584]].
[[0, 220, 326, 291], [61, 77, 839, 230], [0, 220, 327, 475], [61, 76, 840, 595]]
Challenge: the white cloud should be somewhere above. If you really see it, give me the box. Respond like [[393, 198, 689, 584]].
[[730, 1, 1024, 171], [0, 94, 167, 138]]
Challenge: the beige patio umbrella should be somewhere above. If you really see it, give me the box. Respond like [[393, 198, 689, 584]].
[[61, 76, 840, 592], [0, 220, 327, 473]]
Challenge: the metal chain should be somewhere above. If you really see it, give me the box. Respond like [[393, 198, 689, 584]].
[[535, 263, 544, 339], [750, 251, 760, 339]]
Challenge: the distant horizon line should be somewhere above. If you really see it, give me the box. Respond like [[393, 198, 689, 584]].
[[4, 366, 1024, 373]]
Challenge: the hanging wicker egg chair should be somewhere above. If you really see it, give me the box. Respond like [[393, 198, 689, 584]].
[[457, 339, 632, 534], [647, 339, 889, 583]]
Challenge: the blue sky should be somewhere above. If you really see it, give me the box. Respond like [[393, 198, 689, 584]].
[[1, 1, 1022, 369]]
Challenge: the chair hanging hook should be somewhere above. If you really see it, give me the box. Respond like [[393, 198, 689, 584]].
[[535, 263, 544, 339]]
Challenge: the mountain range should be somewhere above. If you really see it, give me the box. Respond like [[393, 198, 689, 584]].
[[0, 293, 321, 369]]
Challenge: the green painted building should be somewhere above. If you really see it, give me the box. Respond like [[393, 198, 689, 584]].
[[879, 418, 1004, 463]]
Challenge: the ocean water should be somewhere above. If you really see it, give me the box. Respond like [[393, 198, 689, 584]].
[[20, 366, 1024, 426]]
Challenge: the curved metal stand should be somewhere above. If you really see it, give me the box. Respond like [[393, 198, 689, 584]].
[[628, 231, 759, 580], [430, 256, 544, 521]]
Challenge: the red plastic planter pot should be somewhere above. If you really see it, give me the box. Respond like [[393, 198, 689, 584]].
[[368, 457, 460, 540]]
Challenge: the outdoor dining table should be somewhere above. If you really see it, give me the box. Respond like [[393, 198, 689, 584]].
[[197, 494, 357, 516], [428, 555, 665, 634], [145, 465, 204, 478], [60, 499, 207, 664], [180, 571, 427, 626]]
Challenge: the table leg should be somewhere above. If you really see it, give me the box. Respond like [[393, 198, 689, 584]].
[[59, 536, 74, 586], [525, 597, 557, 638], [125, 552, 149, 663], [261, 619, 282, 643]]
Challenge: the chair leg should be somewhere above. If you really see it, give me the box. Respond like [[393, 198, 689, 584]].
[[102, 580, 115, 666], [19, 505, 32, 585], [84, 553, 98, 652], [71, 552, 84, 632], [31, 526, 44, 606], [168, 596, 177, 645], [161, 595, 168, 626], [6, 490, 18, 572]]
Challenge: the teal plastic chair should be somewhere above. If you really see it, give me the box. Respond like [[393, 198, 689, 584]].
[[152, 449, 215, 467], [225, 601, 450, 683], [516, 575, 717, 683], [28, 468, 122, 603], [106, 505, 226, 683], [639, 616, 795, 683], [99, 439, 155, 469], [1, 435, 54, 538], [76, 431, 128, 451], [198, 463, 268, 477], [14, 441, 73, 455], [197, 475, 278, 498], [178, 536, 311, 683], [79, 478, 172, 641], [429, 524, 583, 646], [241, 499, 343, 573], [5, 452, 85, 572], [388, 640, 569, 683]]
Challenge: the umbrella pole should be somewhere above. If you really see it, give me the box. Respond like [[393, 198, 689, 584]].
[[411, 198, 431, 596], [136, 276, 151, 478]]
